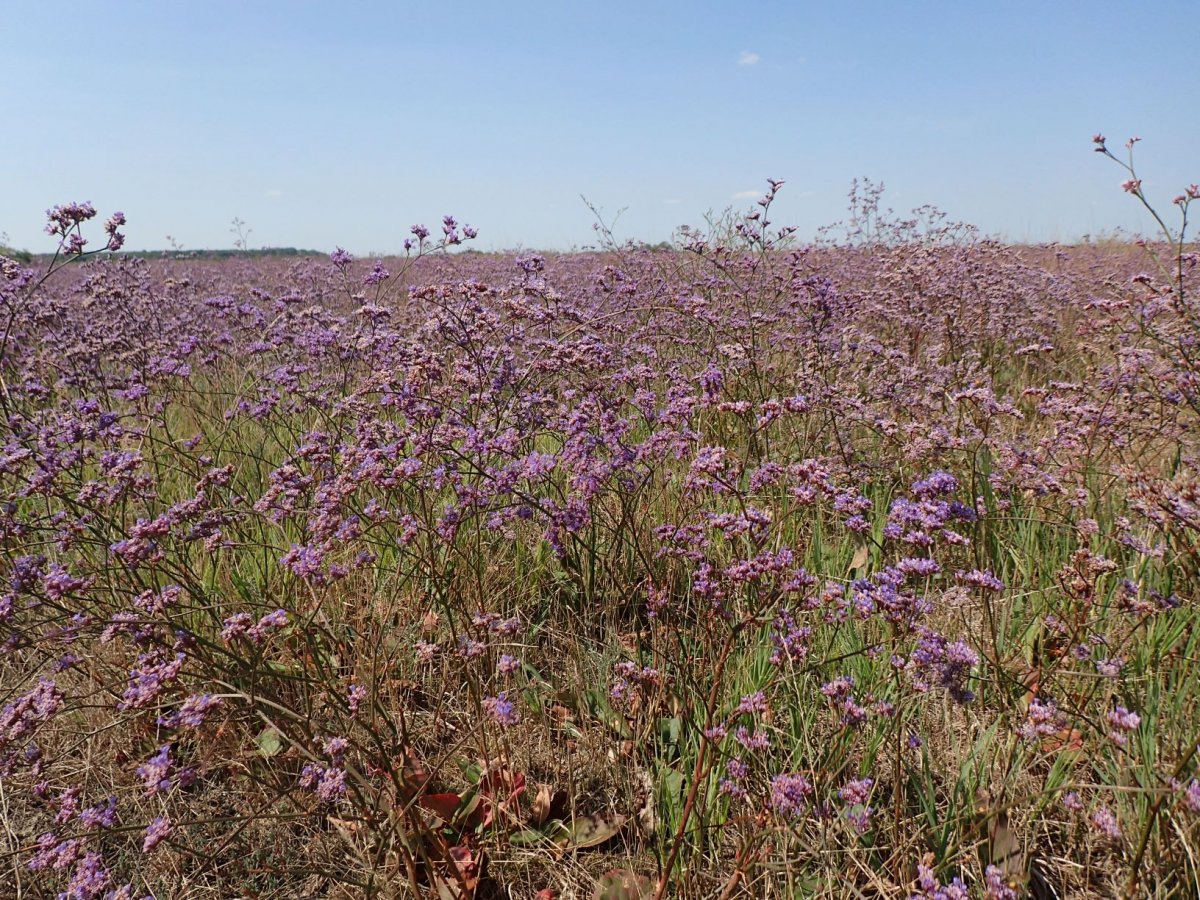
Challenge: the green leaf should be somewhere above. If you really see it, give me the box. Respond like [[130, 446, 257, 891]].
[[256, 726, 283, 757], [657, 766, 685, 827], [583, 688, 632, 739], [510, 821, 569, 847], [657, 716, 682, 750], [458, 760, 483, 784]]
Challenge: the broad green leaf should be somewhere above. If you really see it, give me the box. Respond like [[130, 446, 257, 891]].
[[256, 726, 283, 757]]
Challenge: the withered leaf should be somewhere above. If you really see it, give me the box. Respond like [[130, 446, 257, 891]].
[[566, 811, 626, 849]]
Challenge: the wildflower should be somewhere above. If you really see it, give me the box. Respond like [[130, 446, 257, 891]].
[[27, 832, 79, 871], [142, 816, 173, 853], [909, 631, 978, 703], [912, 858, 969, 899], [322, 736, 349, 760], [912, 471, 958, 498], [720, 758, 748, 798], [247, 608, 288, 642], [220, 612, 252, 642], [43, 564, 90, 600], [734, 725, 770, 751], [158, 693, 221, 729], [103, 210, 126, 252], [734, 691, 768, 717], [845, 805, 872, 834], [1092, 805, 1122, 840], [316, 767, 346, 802], [839, 777, 873, 807], [839, 777, 874, 833], [119, 652, 184, 709], [1121, 178, 1142, 194], [45, 201, 96, 237], [769, 772, 812, 818], [955, 569, 1004, 591], [483, 693, 519, 727], [1105, 706, 1140, 747], [133, 585, 182, 614], [490, 615, 521, 637], [1184, 780, 1200, 813], [497, 654, 521, 676], [1017, 697, 1065, 741], [458, 636, 487, 659], [1, 679, 64, 766], [897, 557, 940, 579], [136, 745, 175, 795], [63, 852, 110, 898], [769, 607, 811, 666], [821, 675, 854, 700], [80, 797, 118, 829], [280, 544, 326, 579], [362, 261, 390, 285], [347, 683, 367, 715], [54, 787, 80, 824], [983, 865, 1019, 900], [839, 697, 869, 727], [646, 583, 669, 618], [611, 662, 662, 702]]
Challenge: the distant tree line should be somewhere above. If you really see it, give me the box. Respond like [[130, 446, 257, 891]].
[[19, 247, 325, 262], [0, 245, 33, 263]]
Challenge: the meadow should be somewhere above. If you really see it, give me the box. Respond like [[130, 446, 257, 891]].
[[2, 151, 1198, 899]]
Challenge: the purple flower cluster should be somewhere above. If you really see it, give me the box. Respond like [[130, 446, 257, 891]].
[[769, 772, 813, 819]]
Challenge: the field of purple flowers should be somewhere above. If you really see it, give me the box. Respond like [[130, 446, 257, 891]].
[[2, 151, 1199, 899]]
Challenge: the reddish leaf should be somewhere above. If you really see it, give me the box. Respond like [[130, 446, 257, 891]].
[[419, 792, 464, 824], [397, 751, 432, 804], [475, 763, 526, 827], [435, 844, 481, 900]]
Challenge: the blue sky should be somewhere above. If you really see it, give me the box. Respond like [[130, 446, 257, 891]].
[[2, 1, 1197, 253]]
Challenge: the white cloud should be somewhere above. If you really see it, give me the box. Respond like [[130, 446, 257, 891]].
[[732, 190, 760, 199], [737, 51, 760, 66]]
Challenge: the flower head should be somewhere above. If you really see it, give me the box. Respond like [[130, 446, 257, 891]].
[[483, 693, 519, 727], [142, 816, 173, 853]]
